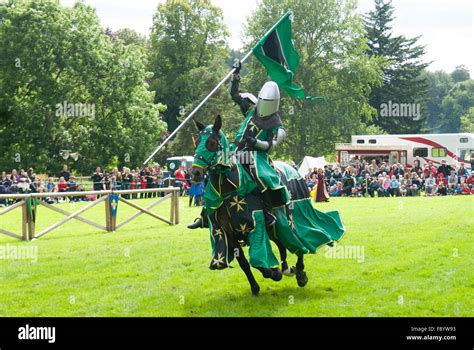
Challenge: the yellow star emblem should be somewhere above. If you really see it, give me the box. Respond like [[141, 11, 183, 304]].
[[288, 214, 295, 230], [214, 228, 224, 241], [229, 196, 246, 213], [237, 223, 249, 234], [212, 252, 225, 268]]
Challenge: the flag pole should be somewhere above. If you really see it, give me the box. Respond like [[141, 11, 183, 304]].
[[143, 49, 253, 165]]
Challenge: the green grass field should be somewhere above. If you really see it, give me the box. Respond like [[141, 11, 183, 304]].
[[0, 195, 472, 317]]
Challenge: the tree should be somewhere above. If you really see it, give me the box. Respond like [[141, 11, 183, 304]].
[[0, 0, 166, 174], [460, 107, 474, 133], [422, 70, 453, 132], [242, 0, 384, 162], [364, 0, 429, 134], [148, 0, 228, 135], [439, 80, 474, 133], [451, 65, 470, 83]]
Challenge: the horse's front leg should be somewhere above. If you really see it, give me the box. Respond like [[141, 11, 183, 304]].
[[230, 240, 260, 296], [295, 255, 308, 287]]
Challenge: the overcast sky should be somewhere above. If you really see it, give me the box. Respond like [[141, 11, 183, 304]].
[[61, 0, 473, 74]]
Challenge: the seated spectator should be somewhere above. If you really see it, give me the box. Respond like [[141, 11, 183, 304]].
[[411, 173, 422, 195], [437, 182, 447, 196], [368, 177, 379, 198], [10, 169, 19, 183], [308, 173, 317, 190], [437, 173, 447, 196], [425, 174, 437, 196], [377, 175, 388, 197], [456, 163, 470, 182], [447, 182, 455, 195], [67, 176, 77, 191], [44, 177, 58, 204], [75, 184, 89, 201], [67, 175, 78, 201], [57, 177, 68, 192], [447, 170, 458, 191], [30, 176, 44, 193], [389, 175, 400, 197], [454, 184, 462, 195], [18, 170, 31, 194], [341, 173, 354, 196], [400, 174, 410, 197], [466, 174, 473, 189], [356, 173, 371, 197], [0, 171, 11, 206], [329, 185, 339, 197], [46, 177, 56, 192], [461, 183, 472, 195]]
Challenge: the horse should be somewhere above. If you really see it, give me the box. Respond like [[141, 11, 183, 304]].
[[190, 115, 345, 296]]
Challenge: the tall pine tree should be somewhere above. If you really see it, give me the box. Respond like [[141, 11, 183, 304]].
[[365, 0, 429, 134]]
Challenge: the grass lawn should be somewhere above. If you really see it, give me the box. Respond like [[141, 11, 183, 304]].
[[0, 195, 472, 317]]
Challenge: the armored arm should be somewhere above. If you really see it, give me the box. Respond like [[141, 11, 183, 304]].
[[229, 59, 256, 116], [253, 128, 286, 152]]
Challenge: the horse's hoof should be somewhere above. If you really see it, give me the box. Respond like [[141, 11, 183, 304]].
[[251, 285, 260, 296], [283, 266, 296, 277], [271, 268, 283, 282], [296, 270, 308, 287]]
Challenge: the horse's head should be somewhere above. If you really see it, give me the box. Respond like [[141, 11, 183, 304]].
[[190, 114, 223, 183]]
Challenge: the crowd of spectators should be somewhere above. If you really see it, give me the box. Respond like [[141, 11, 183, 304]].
[[0, 163, 197, 207], [2, 156, 472, 207], [305, 157, 473, 198]]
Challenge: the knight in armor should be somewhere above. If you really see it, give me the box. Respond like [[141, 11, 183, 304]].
[[188, 58, 289, 229], [229, 58, 289, 228]]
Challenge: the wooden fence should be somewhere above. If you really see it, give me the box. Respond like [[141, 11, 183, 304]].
[[0, 188, 180, 241]]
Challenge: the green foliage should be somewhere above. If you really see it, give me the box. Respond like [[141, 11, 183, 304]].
[[148, 0, 229, 136], [0, 0, 166, 175], [364, 0, 429, 134], [422, 70, 453, 131], [242, 0, 384, 162], [451, 65, 470, 83], [460, 107, 474, 133], [422, 67, 474, 133], [439, 80, 474, 132]]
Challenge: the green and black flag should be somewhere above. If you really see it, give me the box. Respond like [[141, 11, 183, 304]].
[[252, 11, 323, 101]]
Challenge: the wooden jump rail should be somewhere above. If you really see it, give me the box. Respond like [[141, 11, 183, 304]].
[[0, 187, 180, 241]]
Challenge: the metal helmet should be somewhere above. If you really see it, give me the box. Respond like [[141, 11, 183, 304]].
[[256, 81, 280, 118]]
